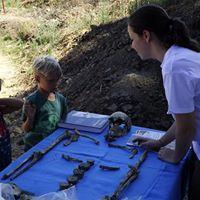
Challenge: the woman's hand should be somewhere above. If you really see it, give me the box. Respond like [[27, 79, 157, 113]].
[[158, 147, 179, 164], [133, 138, 162, 151]]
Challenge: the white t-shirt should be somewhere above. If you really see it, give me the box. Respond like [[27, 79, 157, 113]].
[[161, 45, 200, 160]]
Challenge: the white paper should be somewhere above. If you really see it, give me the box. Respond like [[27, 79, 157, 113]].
[[127, 130, 175, 150]]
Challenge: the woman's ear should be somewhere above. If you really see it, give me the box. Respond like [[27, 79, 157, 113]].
[[142, 30, 151, 43]]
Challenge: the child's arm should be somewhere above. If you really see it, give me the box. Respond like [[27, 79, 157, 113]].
[[0, 98, 24, 114], [22, 117, 35, 132], [22, 101, 36, 132]]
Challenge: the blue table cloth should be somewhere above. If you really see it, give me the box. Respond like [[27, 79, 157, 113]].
[[0, 126, 188, 200]]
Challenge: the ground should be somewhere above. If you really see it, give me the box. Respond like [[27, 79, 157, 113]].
[[58, 0, 200, 130], [0, 51, 26, 159], [1, 0, 200, 163]]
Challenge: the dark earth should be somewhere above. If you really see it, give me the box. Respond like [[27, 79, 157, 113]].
[[7, 0, 200, 160], [59, 1, 200, 130]]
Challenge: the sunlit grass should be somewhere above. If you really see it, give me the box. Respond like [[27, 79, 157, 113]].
[[0, 0, 170, 77]]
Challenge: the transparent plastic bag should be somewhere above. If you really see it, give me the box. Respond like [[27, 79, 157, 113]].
[[0, 183, 15, 200], [0, 183, 78, 200], [32, 186, 78, 200], [122, 196, 144, 200]]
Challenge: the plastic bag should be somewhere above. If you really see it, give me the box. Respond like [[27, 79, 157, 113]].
[[32, 186, 78, 200], [122, 196, 144, 200], [0, 183, 15, 200], [0, 183, 78, 200]]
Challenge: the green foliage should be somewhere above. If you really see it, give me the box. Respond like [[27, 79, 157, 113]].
[[128, 0, 170, 14], [0, 16, 60, 75], [0, 0, 175, 77], [5, 0, 22, 8], [98, 1, 111, 24]]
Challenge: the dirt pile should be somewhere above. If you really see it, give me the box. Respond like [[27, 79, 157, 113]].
[[59, 19, 169, 130], [59, 1, 200, 131], [4, 0, 200, 160]]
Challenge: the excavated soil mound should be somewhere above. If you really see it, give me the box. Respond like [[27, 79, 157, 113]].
[[59, 2, 200, 131]]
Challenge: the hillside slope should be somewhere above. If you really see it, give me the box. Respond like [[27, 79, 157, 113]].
[[59, 1, 200, 130]]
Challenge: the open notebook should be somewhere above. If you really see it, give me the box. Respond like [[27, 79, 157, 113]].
[[58, 110, 109, 133], [127, 129, 175, 150]]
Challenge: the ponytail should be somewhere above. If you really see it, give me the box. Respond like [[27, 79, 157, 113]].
[[128, 4, 200, 52], [164, 18, 200, 52]]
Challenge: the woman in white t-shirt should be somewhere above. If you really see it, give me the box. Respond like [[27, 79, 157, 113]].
[[128, 4, 200, 199]]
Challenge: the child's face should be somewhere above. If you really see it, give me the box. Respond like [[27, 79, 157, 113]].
[[37, 72, 61, 93]]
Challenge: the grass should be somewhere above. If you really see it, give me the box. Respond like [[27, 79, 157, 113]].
[[0, 14, 60, 75], [0, 0, 171, 78]]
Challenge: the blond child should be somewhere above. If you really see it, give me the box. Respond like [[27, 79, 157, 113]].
[[22, 56, 68, 151]]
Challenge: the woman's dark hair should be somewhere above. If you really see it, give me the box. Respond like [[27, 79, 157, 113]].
[[128, 4, 200, 52]]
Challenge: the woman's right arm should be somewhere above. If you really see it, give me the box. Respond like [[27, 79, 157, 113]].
[[159, 121, 176, 146], [135, 122, 176, 151]]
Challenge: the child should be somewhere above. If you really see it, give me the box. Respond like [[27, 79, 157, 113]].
[[0, 79, 23, 171], [22, 56, 68, 151]]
